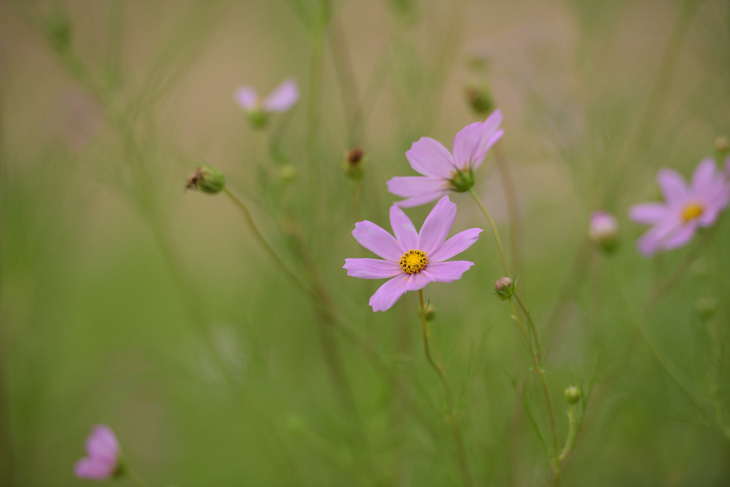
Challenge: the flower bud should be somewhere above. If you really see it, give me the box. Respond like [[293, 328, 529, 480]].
[[464, 83, 495, 117], [589, 211, 619, 253], [343, 148, 364, 180], [494, 277, 515, 300], [715, 136, 729, 158], [278, 164, 298, 183], [564, 386, 581, 405], [246, 109, 268, 130], [423, 303, 436, 321], [694, 297, 717, 321], [186, 166, 225, 194], [46, 11, 72, 54]]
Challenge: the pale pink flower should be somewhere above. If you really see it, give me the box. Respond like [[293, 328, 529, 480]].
[[387, 110, 503, 207], [629, 159, 730, 256], [234, 78, 299, 113], [74, 425, 121, 480], [589, 211, 619, 251], [344, 196, 482, 312]]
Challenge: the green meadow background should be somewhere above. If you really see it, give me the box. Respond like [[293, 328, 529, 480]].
[[1, 0, 730, 485]]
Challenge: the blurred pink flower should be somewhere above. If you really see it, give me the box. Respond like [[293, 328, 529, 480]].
[[387, 110, 503, 207], [629, 159, 730, 256], [344, 196, 482, 312], [589, 211, 619, 251], [234, 78, 299, 113], [74, 425, 121, 480]]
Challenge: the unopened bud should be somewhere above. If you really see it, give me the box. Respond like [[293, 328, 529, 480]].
[[464, 83, 495, 117], [494, 277, 515, 300], [589, 211, 619, 253], [246, 109, 268, 130], [46, 12, 72, 54], [423, 303, 436, 321], [564, 386, 581, 405], [715, 136, 729, 157], [694, 297, 717, 321], [278, 164, 298, 183], [343, 148, 365, 180], [186, 166, 225, 194]]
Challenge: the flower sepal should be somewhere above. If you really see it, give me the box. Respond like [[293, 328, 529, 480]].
[[449, 168, 475, 193], [246, 108, 268, 130], [493, 276, 515, 301]]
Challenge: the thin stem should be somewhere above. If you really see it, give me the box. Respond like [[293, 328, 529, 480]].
[[353, 180, 362, 222], [222, 188, 318, 302], [418, 290, 473, 487], [493, 141, 523, 279], [468, 188, 510, 277], [124, 469, 152, 487], [558, 404, 577, 462]]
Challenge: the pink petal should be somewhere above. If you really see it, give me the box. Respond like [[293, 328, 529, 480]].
[[418, 196, 456, 254], [405, 271, 434, 291], [352, 221, 404, 262], [393, 190, 449, 208], [691, 158, 717, 192], [429, 228, 483, 262], [86, 425, 119, 460], [234, 87, 258, 110], [636, 220, 680, 257], [405, 137, 455, 178], [426, 261, 474, 283], [74, 457, 117, 480], [263, 79, 299, 112], [369, 274, 410, 312], [472, 130, 503, 171], [661, 223, 697, 251], [344, 258, 402, 279], [629, 203, 669, 224], [387, 176, 449, 197], [389, 205, 419, 249], [452, 122, 485, 169], [657, 168, 688, 206], [482, 109, 503, 137]]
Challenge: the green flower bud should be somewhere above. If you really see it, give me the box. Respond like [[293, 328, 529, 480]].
[[343, 148, 365, 180], [423, 303, 436, 321], [246, 109, 268, 130], [278, 164, 298, 183], [494, 277, 515, 301], [694, 297, 717, 321], [186, 166, 225, 194], [564, 386, 581, 405], [465, 83, 495, 117]]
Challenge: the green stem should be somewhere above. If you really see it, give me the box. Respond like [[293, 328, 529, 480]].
[[558, 404, 577, 462], [124, 469, 152, 487], [493, 141, 523, 279], [418, 290, 473, 487], [468, 188, 510, 277]]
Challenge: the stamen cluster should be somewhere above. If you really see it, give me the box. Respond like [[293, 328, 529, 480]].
[[399, 249, 428, 274]]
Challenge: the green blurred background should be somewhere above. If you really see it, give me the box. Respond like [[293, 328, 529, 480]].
[[1, 0, 730, 485]]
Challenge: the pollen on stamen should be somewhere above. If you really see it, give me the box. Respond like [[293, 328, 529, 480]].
[[681, 202, 704, 223], [399, 249, 428, 274]]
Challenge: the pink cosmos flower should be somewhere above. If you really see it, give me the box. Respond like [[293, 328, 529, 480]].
[[629, 159, 730, 256], [344, 196, 483, 312], [234, 78, 299, 114], [387, 110, 503, 207], [75, 425, 121, 480]]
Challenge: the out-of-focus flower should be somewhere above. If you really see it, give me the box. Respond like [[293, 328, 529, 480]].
[[343, 148, 365, 180], [344, 196, 482, 312], [629, 159, 730, 256], [74, 425, 121, 480], [234, 79, 299, 129], [589, 211, 619, 253], [387, 111, 503, 207]]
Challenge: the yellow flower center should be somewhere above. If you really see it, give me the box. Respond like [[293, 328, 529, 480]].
[[399, 249, 428, 274], [681, 202, 704, 223]]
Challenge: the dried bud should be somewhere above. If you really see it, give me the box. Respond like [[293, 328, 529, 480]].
[[343, 148, 365, 180], [589, 211, 619, 253], [423, 303, 436, 321], [715, 136, 729, 157], [494, 277, 515, 301], [186, 166, 225, 194], [564, 386, 581, 405], [694, 297, 717, 321], [464, 83, 495, 117], [277, 164, 298, 183]]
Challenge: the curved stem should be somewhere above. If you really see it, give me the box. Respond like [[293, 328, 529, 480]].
[[558, 404, 577, 463], [418, 290, 473, 487], [468, 188, 510, 277]]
